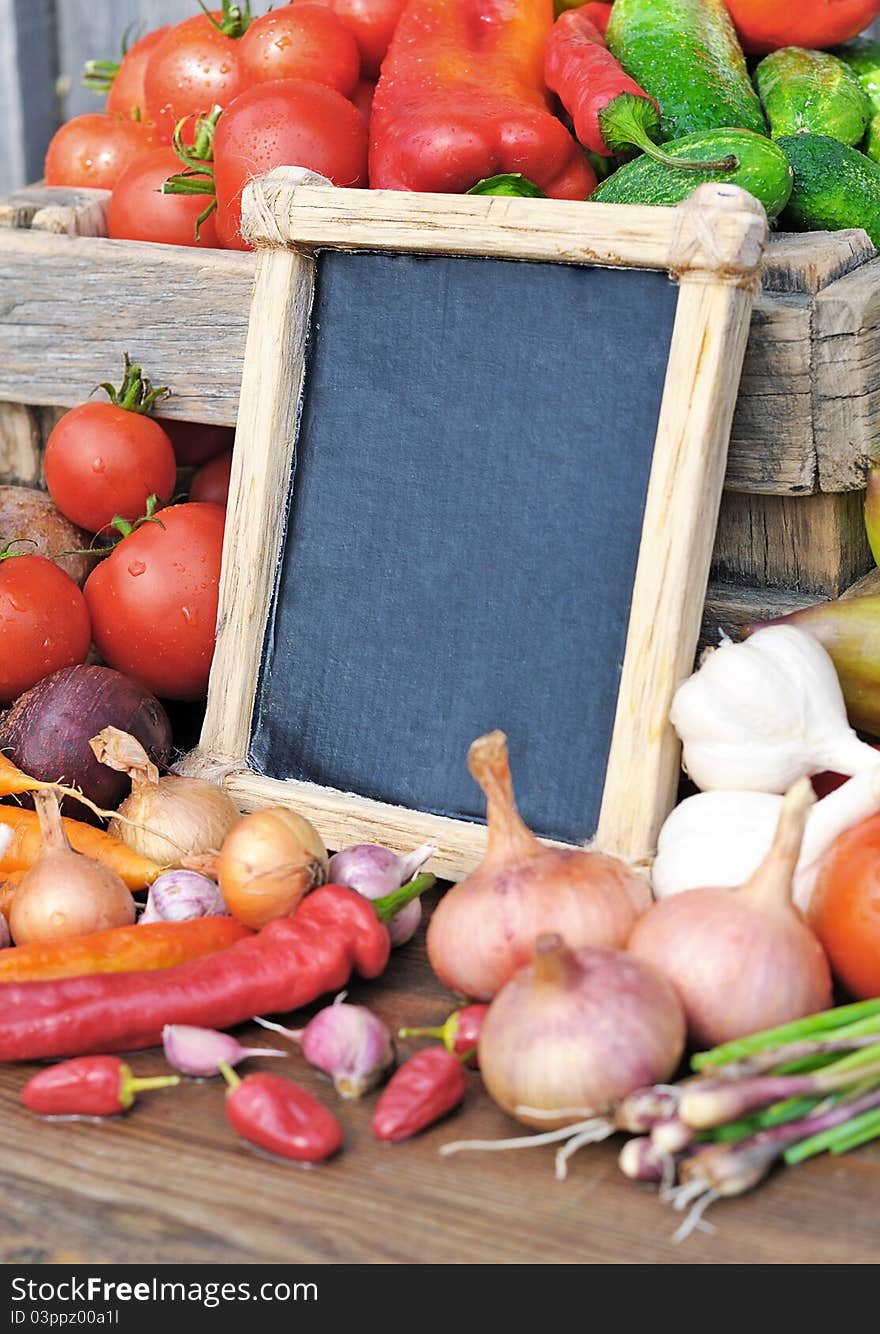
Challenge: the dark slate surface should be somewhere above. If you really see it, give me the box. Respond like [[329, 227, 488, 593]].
[[249, 249, 678, 844]]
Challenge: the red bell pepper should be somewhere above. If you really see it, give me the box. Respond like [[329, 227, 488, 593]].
[[545, 10, 736, 170], [369, 0, 595, 199], [0, 877, 431, 1063], [21, 1056, 178, 1117]]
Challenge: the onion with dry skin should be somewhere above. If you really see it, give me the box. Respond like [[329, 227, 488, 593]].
[[479, 934, 686, 1130], [628, 778, 833, 1048], [426, 731, 651, 1000], [217, 806, 329, 929], [9, 790, 136, 946], [90, 726, 241, 866]]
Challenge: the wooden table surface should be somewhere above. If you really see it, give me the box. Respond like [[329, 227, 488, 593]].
[[2, 893, 879, 1266]]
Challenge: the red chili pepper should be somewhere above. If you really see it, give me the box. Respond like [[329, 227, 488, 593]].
[[580, 2, 613, 36], [219, 1062, 341, 1162], [544, 10, 736, 171], [369, 0, 595, 200], [0, 876, 433, 1063], [21, 1056, 179, 1117], [398, 1004, 489, 1068], [372, 1047, 467, 1142]]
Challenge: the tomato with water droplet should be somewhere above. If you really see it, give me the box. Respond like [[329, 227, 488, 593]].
[[44, 402, 176, 535], [0, 556, 91, 705], [84, 503, 225, 702]]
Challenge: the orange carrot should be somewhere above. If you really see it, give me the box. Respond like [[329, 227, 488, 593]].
[[0, 916, 252, 983], [0, 753, 57, 797], [0, 807, 162, 889]]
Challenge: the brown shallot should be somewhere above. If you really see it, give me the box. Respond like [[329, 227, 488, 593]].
[[628, 779, 832, 1048], [216, 806, 329, 929], [426, 732, 650, 1000], [91, 727, 240, 866]]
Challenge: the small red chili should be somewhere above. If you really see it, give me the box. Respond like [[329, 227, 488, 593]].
[[21, 1055, 179, 1117], [219, 1062, 343, 1163], [398, 1004, 489, 1068], [372, 1046, 467, 1142]]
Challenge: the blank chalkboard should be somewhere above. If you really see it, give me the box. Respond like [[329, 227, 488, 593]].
[[249, 250, 677, 844], [195, 172, 767, 873]]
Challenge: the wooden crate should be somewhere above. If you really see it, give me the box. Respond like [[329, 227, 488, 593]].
[[0, 185, 877, 633]]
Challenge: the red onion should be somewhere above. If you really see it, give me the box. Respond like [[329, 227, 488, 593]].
[[328, 842, 435, 946], [426, 732, 650, 999], [629, 779, 832, 1048], [0, 665, 171, 815]]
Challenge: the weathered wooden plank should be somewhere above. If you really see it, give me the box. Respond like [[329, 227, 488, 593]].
[[0, 230, 254, 423], [761, 229, 875, 295], [713, 489, 873, 596], [0, 402, 42, 486], [726, 292, 816, 493], [0, 185, 109, 236], [814, 257, 880, 491], [701, 580, 819, 652]]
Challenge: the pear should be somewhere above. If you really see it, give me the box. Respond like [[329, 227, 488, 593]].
[[753, 597, 880, 738]]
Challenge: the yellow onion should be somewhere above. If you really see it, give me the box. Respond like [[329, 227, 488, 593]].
[[216, 806, 328, 929], [10, 790, 135, 945], [91, 727, 241, 866], [426, 731, 651, 999], [478, 934, 686, 1129]]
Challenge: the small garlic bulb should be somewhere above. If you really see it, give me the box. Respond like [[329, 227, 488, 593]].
[[671, 626, 879, 793]]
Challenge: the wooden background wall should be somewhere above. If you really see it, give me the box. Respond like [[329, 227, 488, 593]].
[[1, 2, 879, 195]]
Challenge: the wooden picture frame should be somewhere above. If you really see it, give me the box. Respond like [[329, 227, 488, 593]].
[[184, 167, 767, 878]]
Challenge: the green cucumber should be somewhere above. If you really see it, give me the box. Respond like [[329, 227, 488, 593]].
[[606, 0, 767, 141], [834, 38, 880, 113], [755, 47, 870, 146], [592, 128, 792, 218], [778, 133, 880, 246], [866, 112, 880, 165]]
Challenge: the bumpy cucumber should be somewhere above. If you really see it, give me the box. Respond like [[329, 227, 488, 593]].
[[606, 0, 767, 140], [834, 38, 880, 112], [755, 47, 870, 146], [592, 129, 792, 218], [866, 113, 880, 165], [778, 133, 880, 246]]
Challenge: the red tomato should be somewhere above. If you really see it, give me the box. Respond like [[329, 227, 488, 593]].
[[214, 79, 367, 249], [0, 556, 91, 704], [810, 813, 880, 999], [44, 114, 156, 190], [106, 27, 169, 121], [190, 450, 232, 507], [44, 404, 177, 535], [108, 147, 220, 248], [239, 6, 360, 95], [723, 0, 880, 52], [144, 11, 248, 143], [84, 503, 225, 702], [157, 420, 235, 468], [298, 0, 405, 77]]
